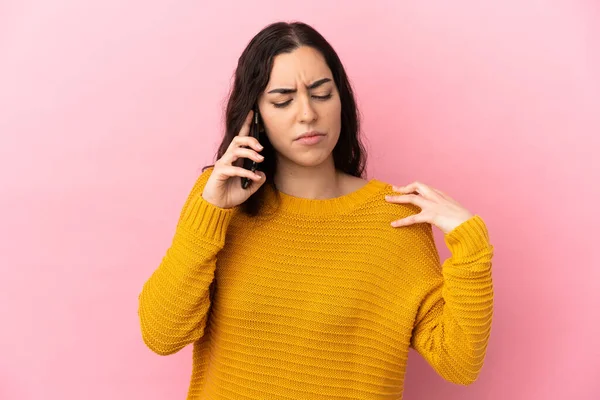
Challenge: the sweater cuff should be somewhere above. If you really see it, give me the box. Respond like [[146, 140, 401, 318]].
[[443, 215, 491, 258], [177, 194, 237, 245]]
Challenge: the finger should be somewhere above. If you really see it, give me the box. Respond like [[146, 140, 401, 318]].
[[392, 182, 436, 199], [391, 213, 428, 227], [232, 134, 263, 152], [385, 193, 427, 208], [223, 147, 264, 165], [238, 110, 254, 137], [427, 186, 459, 205], [432, 187, 450, 200], [247, 170, 266, 190], [215, 165, 262, 181]]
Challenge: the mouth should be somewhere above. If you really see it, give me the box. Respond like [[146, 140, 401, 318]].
[[295, 131, 327, 146], [295, 131, 326, 141]]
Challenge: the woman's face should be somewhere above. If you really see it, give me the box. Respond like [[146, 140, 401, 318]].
[[257, 46, 342, 169]]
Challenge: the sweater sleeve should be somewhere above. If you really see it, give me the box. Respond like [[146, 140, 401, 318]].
[[409, 215, 494, 385], [138, 167, 237, 355]]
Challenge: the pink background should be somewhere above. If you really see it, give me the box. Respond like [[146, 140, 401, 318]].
[[1, 1, 599, 399]]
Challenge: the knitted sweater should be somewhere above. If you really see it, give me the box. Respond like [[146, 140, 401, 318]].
[[138, 167, 494, 399]]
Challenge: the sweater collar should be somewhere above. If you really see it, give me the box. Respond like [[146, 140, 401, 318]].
[[262, 178, 387, 217]]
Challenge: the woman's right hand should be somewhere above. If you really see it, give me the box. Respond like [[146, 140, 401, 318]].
[[201, 110, 266, 209]]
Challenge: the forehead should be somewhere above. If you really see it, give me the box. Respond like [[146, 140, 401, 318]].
[[267, 46, 333, 87]]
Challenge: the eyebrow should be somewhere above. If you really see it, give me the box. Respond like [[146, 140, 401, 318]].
[[267, 78, 332, 94]]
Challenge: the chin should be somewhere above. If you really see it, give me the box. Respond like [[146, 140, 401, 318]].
[[274, 138, 338, 168], [290, 152, 334, 168]]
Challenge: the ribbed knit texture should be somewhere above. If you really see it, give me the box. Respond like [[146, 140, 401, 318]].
[[138, 167, 494, 400]]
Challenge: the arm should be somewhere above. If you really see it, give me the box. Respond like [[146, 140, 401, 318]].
[[410, 215, 494, 385], [137, 167, 236, 355]]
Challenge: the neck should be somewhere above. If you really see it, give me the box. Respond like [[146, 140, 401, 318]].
[[273, 156, 342, 200]]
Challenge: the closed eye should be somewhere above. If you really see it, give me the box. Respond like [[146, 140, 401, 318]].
[[273, 99, 292, 108], [313, 93, 332, 100], [273, 93, 332, 108]]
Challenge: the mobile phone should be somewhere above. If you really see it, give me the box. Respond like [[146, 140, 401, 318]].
[[241, 107, 261, 189]]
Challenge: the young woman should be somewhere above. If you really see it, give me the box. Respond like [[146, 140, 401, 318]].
[[138, 21, 494, 400]]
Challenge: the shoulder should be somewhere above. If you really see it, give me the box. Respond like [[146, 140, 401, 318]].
[[337, 174, 424, 224], [344, 175, 441, 276], [369, 177, 440, 265], [353, 174, 418, 211], [358, 175, 434, 241]]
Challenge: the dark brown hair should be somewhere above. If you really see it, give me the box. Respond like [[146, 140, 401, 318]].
[[203, 21, 367, 216]]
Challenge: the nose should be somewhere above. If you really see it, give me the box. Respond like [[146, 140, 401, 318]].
[[298, 96, 317, 123]]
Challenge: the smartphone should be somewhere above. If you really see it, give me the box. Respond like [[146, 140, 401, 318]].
[[241, 107, 261, 189]]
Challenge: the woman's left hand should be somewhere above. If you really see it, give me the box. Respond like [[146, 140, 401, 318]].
[[385, 181, 474, 234]]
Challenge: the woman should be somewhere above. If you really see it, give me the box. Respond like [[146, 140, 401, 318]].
[[138, 21, 494, 400]]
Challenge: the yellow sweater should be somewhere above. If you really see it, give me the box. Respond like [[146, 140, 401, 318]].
[[138, 167, 494, 399]]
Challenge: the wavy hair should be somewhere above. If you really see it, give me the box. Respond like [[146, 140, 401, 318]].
[[204, 21, 367, 216]]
